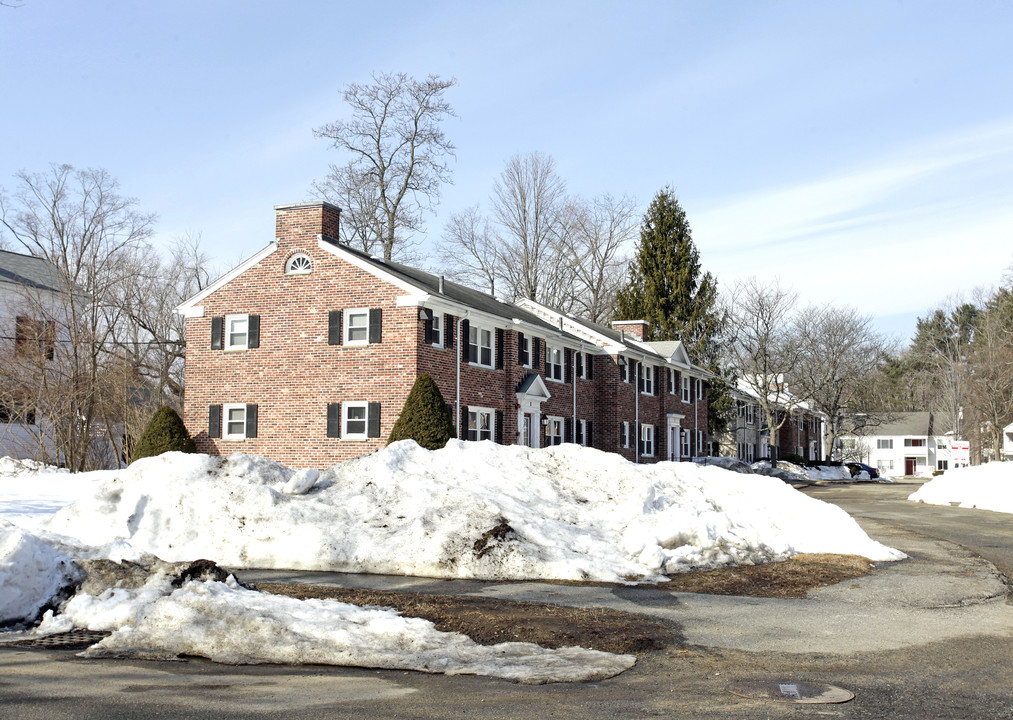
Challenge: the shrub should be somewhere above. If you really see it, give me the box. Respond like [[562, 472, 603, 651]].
[[388, 373, 456, 450], [132, 406, 197, 460], [780, 453, 806, 466]]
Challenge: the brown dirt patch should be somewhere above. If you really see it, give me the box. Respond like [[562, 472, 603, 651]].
[[658, 553, 875, 598], [257, 584, 672, 655], [257, 554, 874, 655]]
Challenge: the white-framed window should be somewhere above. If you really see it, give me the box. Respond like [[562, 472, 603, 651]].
[[746, 405, 755, 425], [575, 351, 589, 380], [681, 376, 691, 403], [546, 416, 563, 446], [431, 313, 443, 347], [878, 459, 894, 471], [576, 419, 590, 446], [468, 325, 494, 368], [796, 416, 804, 433], [698, 431, 705, 456], [937, 459, 949, 471], [546, 346, 564, 382], [344, 308, 370, 346], [668, 369, 677, 395], [877, 439, 893, 449], [620, 357, 630, 383], [284, 253, 313, 275], [520, 334, 533, 368], [746, 443, 755, 463], [641, 424, 655, 456], [621, 420, 631, 449], [904, 438, 926, 447], [468, 406, 494, 441], [223, 403, 247, 440], [342, 401, 369, 439], [640, 364, 654, 395], [696, 378, 703, 400], [681, 430, 691, 458], [225, 314, 249, 351]]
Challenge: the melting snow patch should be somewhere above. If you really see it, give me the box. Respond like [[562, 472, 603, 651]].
[[909, 463, 1013, 514]]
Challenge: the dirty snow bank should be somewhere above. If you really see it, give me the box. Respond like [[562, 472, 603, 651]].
[[36, 574, 633, 684], [909, 463, 1013, 514], [43, 441, 904, 581], [0, 519, 79, 626]]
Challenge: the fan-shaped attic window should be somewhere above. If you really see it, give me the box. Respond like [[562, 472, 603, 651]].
[[285, 253, 313, 275]]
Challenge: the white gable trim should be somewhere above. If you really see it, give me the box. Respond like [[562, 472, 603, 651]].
[[175, 242, 280, 317], [517, 298, 625, 354]]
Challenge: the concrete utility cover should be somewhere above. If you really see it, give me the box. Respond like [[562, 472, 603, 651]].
[[725, 680, 854, 704]]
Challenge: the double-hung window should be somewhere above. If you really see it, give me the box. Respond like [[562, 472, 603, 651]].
[[681, 430, 691, 458], [681, 376, 691, 403], [225, 314, 248, 350], [431, 313, 443, 347], [668, 369, 677, 395], [878, 439, 893, 449], [344, 308, 370, 346], [546, 346, 563, 382], [343, 402, 369, 439], [519, 334, 532, 367], [640, 364, 654, 395], [904, 438, 925, 447], [746, 405, 755, 425], [468, 407, 494, 441], [621, 421, 632, 449], [640, 424, 654, 457], [469, 326, 494, 367], [546, 416, 563, 446], [576, 419, 591, 446]]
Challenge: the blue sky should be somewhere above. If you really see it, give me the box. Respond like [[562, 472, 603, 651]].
[[3, 0, 1012, 343]]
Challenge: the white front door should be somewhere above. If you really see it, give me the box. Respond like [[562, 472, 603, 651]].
[[667, 414, 684, 461]]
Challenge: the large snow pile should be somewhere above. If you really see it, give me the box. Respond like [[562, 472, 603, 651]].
[[0, 519, 79, 625], [35, 573, 633, 684], [0, 461, 110, 532], [909, 463, 1013, 514], [43, 441, 903, 581]]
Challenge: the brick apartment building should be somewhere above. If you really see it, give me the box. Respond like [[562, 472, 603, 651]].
[[177, 202, 712, 468]]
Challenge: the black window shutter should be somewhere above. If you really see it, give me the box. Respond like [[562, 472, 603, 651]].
[[247, 315, 261, 349], [587, 421, 593, 448], [208, 404, 221, 438], [637, 363, 644, 392], [575, 420, 583, 445], [620, 359, 626, 383], [367, 402, 381, 438], [495, 410, 503, 444], [445, 315, 454, 348], [496, 328, 504, 369], [245, 404, 258, 438], [460, 320, 470, 361], [211, 316, 223, 350], [445, 404, 455, 430], [532, 338, 540, 369], [423, 308, 434, 344], [564, 349, 572, 383], [575, 352, 583, 378], [328, 310, 342, 345], [544, 345, 550, 376], [565, 417, 572, 444], [326, 403, 341, 438], [368, 308, 382, 344], [517, 332, 526, 365], [461, 406, 470, 438], [587, 354, 594, 380]]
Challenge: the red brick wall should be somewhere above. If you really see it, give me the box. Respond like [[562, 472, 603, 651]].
[[183, 203, 711, 467]]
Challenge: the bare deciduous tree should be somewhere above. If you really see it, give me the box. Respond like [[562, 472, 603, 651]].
[[794, 304, 895, 459], [567, 194, 636, 323], [313, 72, 457, 261], [437, 205, 499, 293], [722, 278, 801, 460], [0, 164, 155, 470], [491, 152, 575, 308]]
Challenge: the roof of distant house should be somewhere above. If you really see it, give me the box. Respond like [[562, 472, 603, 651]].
[[859, 411, 934, 437], [0, 249, 64, 293]]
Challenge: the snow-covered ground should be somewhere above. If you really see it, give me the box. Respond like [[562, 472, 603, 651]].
[[909, 462, 1013, 514], [1, 441, 905, 682]]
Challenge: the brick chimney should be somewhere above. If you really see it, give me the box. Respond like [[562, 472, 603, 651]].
[[611, 319, 649, 341], [274, 202, 341, 246]]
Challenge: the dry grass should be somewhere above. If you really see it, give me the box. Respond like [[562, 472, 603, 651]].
[[257, 553, 874, 655]]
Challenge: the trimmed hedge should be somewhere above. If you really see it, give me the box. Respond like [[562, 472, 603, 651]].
[[133, 406, 197, 460]]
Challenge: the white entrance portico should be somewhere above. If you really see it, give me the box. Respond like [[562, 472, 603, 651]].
[[667, 413, 685, 461], [516, 373, 551, 449]]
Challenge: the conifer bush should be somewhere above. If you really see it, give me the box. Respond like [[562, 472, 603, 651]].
[[388, 373, 456, 450], [132, 405, 197, 460]]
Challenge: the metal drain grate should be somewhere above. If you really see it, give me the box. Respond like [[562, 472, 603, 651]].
[[725, 680, 855, 704], [8, 629, 111, 650]]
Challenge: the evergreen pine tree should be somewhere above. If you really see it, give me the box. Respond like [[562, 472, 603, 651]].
[[132, 406, 197, 460], [388, 373, 456, 450], [615, 187, 730, 434], [614, 187, 721, 362]]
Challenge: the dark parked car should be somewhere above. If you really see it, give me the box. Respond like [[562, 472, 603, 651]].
[[845, 462, 880, 479]]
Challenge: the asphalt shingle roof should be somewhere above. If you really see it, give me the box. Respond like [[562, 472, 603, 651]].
[[0, 250, 64, 293]]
